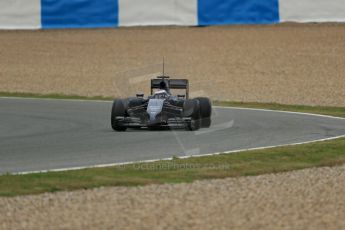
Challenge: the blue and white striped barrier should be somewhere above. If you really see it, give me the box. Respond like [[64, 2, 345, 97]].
[[0, 0, 344, 29]]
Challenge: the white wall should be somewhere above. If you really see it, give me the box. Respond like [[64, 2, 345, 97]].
[[280, 0, 345, 22], [119, 0, 197, 26], [0, 0, 40, 29], [1, 0, 345, 29]]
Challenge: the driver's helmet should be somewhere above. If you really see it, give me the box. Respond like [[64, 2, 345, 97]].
[[154, 90, 168, 99], [159, 81, 169, 91]]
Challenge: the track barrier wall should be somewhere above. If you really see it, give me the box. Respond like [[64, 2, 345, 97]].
[[1, 0, 345, 29]]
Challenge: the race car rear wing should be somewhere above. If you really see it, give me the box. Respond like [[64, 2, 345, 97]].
[[151, 77, 189, 99]]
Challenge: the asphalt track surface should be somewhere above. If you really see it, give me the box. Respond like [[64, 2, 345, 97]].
[[1, 98, 345, 174]]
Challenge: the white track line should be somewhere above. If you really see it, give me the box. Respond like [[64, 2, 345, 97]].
[[2, 96, 345, 175], [2, 96, 344, 120], [214, 106, 345, 120], [16, 134, 345, 175]]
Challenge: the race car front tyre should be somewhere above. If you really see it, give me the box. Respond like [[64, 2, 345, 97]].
[[184, 99, 201, 131], [128, 98, 146, 108], [111, 99, 127, 131], [200, 117, 211, 128], [196, 97, 212, 128], [187, 118, 201, 131]]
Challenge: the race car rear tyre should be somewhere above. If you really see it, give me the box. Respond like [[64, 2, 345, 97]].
[[196, 97, 212, 128], [184, 99, 201, 131], [111, 99, 127, 131]]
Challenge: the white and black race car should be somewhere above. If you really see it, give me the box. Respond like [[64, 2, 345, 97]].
[[111, 76, 211, 131]]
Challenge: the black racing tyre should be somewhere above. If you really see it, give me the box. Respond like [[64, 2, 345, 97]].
[[128, 98, 146, 108], [111, 99, 127, 131], [196, 97, 212, 118], [196, 97, 212, 128], [187, 117, 201, 131], [184, 99, 201, 131], [168, 99, 184, 108], [200, 117, 211, 128]]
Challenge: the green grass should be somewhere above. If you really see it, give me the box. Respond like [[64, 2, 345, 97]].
[[213, 101, 345, 118], [0, 91, 113, 101], [0, 91, 345, 197], [1, 138, 344, 197]]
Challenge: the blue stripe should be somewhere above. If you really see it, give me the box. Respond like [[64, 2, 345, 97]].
[[198, 0, 280, 25], [41, 0, 118, 29]]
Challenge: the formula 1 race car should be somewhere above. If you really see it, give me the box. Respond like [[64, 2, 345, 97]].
[[111, 76, 211, 131]]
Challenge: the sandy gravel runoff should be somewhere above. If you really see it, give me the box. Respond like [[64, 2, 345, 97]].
[[0, 23, 345, 106], [1, 165, 345, 230]]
